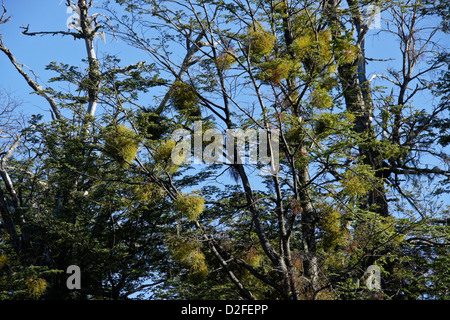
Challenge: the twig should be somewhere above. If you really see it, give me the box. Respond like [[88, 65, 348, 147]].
[[0, 41, 63, 120], [20, 24, 83, 39], [0, 1, 11, 25]]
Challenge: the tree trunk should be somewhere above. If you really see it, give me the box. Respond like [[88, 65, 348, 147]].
[[78, 0, 100, 118], [327, 0, 389, 217]]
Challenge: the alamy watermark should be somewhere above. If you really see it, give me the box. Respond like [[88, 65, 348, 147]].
[[66, 5, 81, 31], [366, 265, 381, 290], [170, 121, 280, 176], [65, 3, 106, 42], [366, 5, 382, 30], [66, 265, 81, 290], [351, 265, 382, 291]]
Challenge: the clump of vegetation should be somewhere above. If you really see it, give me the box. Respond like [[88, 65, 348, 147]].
[[246, 22, 276, 59], [0, 254, 7, 270], [340, 164, 376, 198], [292, 29, 333, 73], [104, 124, 140, 167], [133, 182, 165, 203], [152, 139, 176, 163], [135, 109, 170, 140], [151, 139, 182, 174], [332, 35, 359, 65], [216, 48, 237, 71], [169, 239, 208, 283], [26, 277, 48, 299], [310, 86, 333, 109], [257, 58, 293, 84], [174, 192, 205, 222], [313, 111, 355, 138], [242, 247, 264, 268], [169, 80, 201, 117], [317, 205, 343, 252]]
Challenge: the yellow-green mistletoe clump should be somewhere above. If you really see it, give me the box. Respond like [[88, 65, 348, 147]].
[[216, 48, 237, 71], [133, 182, 165, 203], [104, 124, 139, 167], [169, 80, 201, 117], [246, 22, 276, 58], [26, 277, 48, 299], [293, 29, 333, 73], [149, 139, 185, 174], [257, 58, 293, 84], [186, 250, 209, 283], [169, 239, 208, 283], [310, 87, 333, 109], [332, 35, 359, 65], [174, 192, 205, 221], [318, 205, 343, 252], [152, 139, 176, 163], [313, 111, 356, 138], [0, 254, 7, 270], [313, 112, 339, 137], [340, 164, 376, 198]]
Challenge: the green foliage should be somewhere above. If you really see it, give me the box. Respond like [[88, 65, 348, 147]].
[[136, 108, 171, 140], [242, 247, 264, 268], [26, 277, 48, 299], [313, 111, 355, 138], [216, 49, 237, 71], [1, 0, 448, 302], [256, 58, 293, 84], [353, 212, 405, 256], [104, 124, 140, 167], [168, 238, 208, 283], [0, 242, 58, 300], [133, 182, 165, 203], [310, 86, 333, 109], [150, 139, 181, 174], [169, 80, 201, 118], [245, 22, 276, 59], [292, 29, 334, 74], [340, 164, 377, 198], [332, 34, 359, 65], [317, 204, 344, 252], [174, 192, 205, 222], [152, 139, 176, 163], [0, 254, 7, 270]]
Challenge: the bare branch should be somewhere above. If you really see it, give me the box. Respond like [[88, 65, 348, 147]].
[[0, 134, 20, 164], [0, 41, 63, 120], [0, 1, 11, 25], [20, 24, 83, 39]]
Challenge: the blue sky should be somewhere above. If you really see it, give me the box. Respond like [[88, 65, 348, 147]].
[[0, 1, 149, 118], [1, 0, 448, 299], [1, 1, 443, 117], [1, 1, 448, 194]]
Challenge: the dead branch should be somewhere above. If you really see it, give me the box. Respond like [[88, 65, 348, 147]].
[[20, 24, 83, 39], [0, 1, 10, 25], [0, 40, 63, 120]]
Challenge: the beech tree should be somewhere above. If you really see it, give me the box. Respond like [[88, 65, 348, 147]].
[[0, 0, 449, 300]]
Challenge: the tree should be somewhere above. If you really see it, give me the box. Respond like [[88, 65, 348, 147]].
[[0, 0, 449, 300], [0, 1, 173, 299]]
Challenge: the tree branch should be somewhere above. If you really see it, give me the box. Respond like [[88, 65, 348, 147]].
[[407, 237, 450, 247], [0, 1, 10, 25], [0, 40, 63, 120], [20, 24, 83, 39]]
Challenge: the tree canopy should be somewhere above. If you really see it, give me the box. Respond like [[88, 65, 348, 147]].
[[0, 0, 449, 300]]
